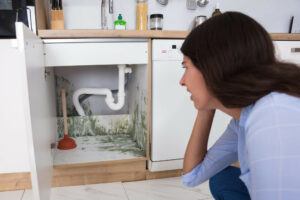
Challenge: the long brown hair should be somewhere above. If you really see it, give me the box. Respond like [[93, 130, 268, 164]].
[[181, 11, 300, 108]]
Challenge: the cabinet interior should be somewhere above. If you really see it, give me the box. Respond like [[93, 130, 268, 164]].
[[51, 64, 148, 166]]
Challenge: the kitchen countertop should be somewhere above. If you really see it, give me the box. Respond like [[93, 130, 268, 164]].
[[38, 29, 300, 41], [38, 30, 187, 39]]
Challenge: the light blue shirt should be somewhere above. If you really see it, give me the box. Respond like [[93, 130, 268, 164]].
[[182, 92, 300, 199]]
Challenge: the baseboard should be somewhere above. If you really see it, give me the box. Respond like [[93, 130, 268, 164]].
[[52, 158, 147, 187], [147, 159, 184, 172], [146, 169, 182, 180], [0, 172, 31, 192], [0, 158, 182, 191]]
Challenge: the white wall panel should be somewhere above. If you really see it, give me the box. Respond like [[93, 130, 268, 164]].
[[61, 0, 300, 32]]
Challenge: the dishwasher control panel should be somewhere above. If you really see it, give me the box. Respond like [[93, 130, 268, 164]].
[[152, 39, 184, 61]]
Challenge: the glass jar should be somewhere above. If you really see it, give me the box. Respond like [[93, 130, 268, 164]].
[[136, 0, 148, 30], [150, 14, 163, 30]]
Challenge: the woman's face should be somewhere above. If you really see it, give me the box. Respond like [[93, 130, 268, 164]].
[[180, 56, 216, 110]]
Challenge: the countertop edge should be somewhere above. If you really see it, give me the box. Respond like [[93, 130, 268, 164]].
[[38, 30, 300, 41]]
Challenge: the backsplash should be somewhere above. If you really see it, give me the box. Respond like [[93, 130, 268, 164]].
[[59, 0, 300, 32]]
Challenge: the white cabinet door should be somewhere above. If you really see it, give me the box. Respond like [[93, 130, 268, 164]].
[[16, 23, 57, 200], [0, 40, 31, 173]]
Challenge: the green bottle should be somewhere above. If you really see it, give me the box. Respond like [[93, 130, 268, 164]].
[[114, 14, 127, 30]]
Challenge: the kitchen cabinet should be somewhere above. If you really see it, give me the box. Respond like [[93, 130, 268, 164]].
[[0, 40, 31, 174], [43, 39, 148, 67], [2, 21, 300, 199], [14, 22, 57, 200], [5, 23, 148, 200]]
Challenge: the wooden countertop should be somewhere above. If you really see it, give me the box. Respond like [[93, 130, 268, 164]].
[[38, 30, 188, 39], [38, 29, 300, 41]]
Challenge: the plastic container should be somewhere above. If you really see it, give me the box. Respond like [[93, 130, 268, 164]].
[[136, 0, 148, 30], [194, 15, 207, 27], [114, 14, 126, 30], [150, 14, 163, 30]]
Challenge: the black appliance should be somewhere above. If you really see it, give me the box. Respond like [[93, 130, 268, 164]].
[[0, 0, 31, 38]]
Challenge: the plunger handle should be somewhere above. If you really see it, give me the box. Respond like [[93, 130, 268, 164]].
[[61, 89, 68, 136]]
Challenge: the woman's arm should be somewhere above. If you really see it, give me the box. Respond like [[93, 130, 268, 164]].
[[183, 109, 216, 174], [182, 114, 239, 187]]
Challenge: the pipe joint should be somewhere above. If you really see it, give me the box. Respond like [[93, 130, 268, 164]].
[[73, 65, 131, 116]]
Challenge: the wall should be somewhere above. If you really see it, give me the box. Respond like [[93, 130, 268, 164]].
[[61, 0, 300, 32], [127, 64, 148, 151], [54, 66, 129, 116]]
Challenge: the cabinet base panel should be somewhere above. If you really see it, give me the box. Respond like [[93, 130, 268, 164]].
[[52, 158, 147, 187], [0, 172, 31, 192], [0, 158, 183, 191], [146, 169, 182, 180]]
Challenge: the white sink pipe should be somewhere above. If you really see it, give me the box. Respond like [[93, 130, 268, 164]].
[[73, 64, 132, 116]]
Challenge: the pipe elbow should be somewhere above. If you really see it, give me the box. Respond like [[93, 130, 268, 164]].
[[72, 65, 132, 115], [105, 93, 125, 110], [73, 89, 86, 116]]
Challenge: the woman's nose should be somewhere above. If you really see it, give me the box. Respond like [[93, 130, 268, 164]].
[[179, 76, 185, 86]]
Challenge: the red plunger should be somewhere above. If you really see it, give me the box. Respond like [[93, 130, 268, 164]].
[[57, 89, 77, 150]]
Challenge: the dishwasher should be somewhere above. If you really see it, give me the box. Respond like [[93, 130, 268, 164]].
[[149, 39, 231, 172]]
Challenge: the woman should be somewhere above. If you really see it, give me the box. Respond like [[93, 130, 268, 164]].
[[180, 12, 300, 200]]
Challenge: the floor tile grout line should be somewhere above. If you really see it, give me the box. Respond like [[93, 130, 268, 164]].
[[20, 190, 25, 200], [121, 182, 130, 200]]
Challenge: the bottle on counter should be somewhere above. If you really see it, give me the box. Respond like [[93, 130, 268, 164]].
[[101, 0, 114, 30], [150, 14, 163, 30], [136, 0, 148, 30], [114, 14, 126, 30], [212, 2, 222, 17]]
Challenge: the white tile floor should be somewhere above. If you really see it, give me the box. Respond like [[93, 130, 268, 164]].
[[0, 177, 213, 200]]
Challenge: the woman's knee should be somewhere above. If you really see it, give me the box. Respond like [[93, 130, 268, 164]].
[[209, 166, 240, 188], [209, 167, 250, 200], [209, 167, 240, 196]]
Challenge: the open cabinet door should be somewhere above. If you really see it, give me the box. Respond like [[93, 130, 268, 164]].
[[16, 22, 57, 200]]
